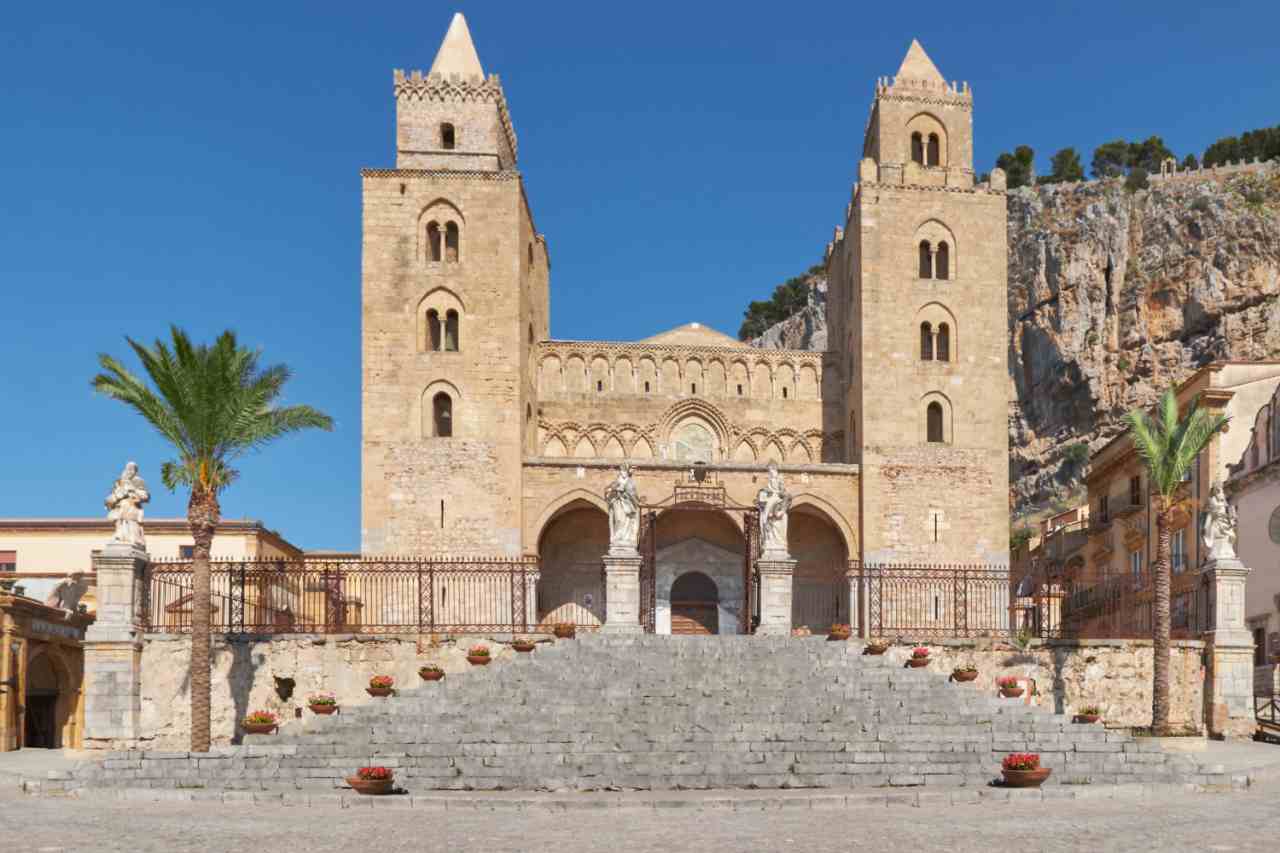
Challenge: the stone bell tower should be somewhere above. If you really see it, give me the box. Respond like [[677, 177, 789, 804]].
[[827, 40, 1010, 563], [361, 13, 550, 556]]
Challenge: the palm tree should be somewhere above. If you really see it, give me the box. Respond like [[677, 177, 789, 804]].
[[93, 327, 333, 751], [1124, 387, 1227, 734]]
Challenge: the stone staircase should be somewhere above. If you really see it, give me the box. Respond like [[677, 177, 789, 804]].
[[70, 635, 1202, 792]]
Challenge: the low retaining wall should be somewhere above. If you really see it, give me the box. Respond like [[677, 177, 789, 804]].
[[111, 634, 1206, 751], [886, 639, 1204, 731]]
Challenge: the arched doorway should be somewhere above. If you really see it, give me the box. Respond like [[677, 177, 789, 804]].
[[670, 571, 719, 635], [654, 508, 744, 635], [24, 652, 62, 749], [789, 505, 851, 632], [536, 500, 607, 630]]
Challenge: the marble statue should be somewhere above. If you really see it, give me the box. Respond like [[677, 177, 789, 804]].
[[605, 463, 641, 554], [105, 461, 150, 549], [755, 463, 792, 558], [44, 572, 89, 612], [1202, 481, 1238, 561]]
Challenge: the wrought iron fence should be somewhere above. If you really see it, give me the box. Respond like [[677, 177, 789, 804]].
[[1055, 568, 1206, 640], [855, 563, 1014, 639], [144, 556, 540, 635]]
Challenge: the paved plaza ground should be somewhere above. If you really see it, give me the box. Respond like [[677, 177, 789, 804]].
[[2, 781, 1280, 852]]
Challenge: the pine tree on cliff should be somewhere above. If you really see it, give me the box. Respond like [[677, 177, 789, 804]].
[[1124, 388, 1227, 734], [92, 327, 332, 752]]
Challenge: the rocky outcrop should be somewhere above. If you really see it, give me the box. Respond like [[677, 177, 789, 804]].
[[1008, 165, 1279, 509], [748, 163, 1280, 512], [748, 273, 828, 351]]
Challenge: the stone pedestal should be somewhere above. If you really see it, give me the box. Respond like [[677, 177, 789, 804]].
[[755, 556, 796, 636], [602, 551, 643, 634], [1202, 557, 1255, 739], [83, 543, 148, 749], [845, 570, 863, 638]]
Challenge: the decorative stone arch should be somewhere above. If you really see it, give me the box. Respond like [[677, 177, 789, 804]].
[[564, 354, 587, 393], [914, 219, 957, 280], [905, 112, 948, 168], [775, 362, 797, 400], [705, 359, 727, 396], [418, 199, 465, 264], [789, 494, 858, 560], [24, 645, 78, 749], [732, 437, 757, 462], [539, 353, 563, 393], [751, 360, 772, 398], [614, 357, 635, 394], [788, 496, 856, 632], [590, 355, 610, 393], [572, 433, 598, 458], [416, 287, 465, 353], [684, 358, 704, 395], [652, 508, 747, 635], [915, 302, 958, 363], [659, 399, 733, 462], [543, 435, 568, 457], [661, 357, 681, 391], [534, 493, 609, 629], [419, 379, 461, 438], [630, 434, 655, 459], [797, 363, 819, 400], [533, 489, 610, 540], [638, 357, 659, 395], [920, 390, 954, 445], [729, 359, 751, 397], [787, 437, 813, 463]]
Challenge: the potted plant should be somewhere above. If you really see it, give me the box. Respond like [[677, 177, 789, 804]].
[[1001, 753, 1051, 787], [307, 692, 338, 715], [863, 641, 890, 655], [511, 637, 536, 653], [466, 645, 492, 666], [907, 646, 930, 668], [997, 675, 1024, 698], [241, 710, 279, 735], [1074, 705, 1102, 724], [346, 765, 395, 796], [418, 664, 445, 682], [553, 622, 576, 639], [951, 664, 978, 683], [827, 623, 852, 642], [367, 675, 394, 697]]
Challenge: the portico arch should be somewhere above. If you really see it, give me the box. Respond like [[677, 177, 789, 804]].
[[535, 496, 608, 630], [653, 507, 745, 635], [789, 501, 852, 632], [24, 647, 75, 749]]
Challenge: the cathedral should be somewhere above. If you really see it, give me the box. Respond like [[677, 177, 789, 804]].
[[360, 14, 1010, 635]]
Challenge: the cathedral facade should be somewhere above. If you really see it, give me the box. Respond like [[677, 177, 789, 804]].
[[361, 14, 1009, 634]]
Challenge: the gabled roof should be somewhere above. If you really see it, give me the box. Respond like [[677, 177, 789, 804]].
[[428, 12, 485, 79], [639, 323, 745, 347], [895, 39, 945, 85]]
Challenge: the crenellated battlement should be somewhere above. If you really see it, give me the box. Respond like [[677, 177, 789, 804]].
[[875, 74, 972, 103], [393, 68, 518, 164]]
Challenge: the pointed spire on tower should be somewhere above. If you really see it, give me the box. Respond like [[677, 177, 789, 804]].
[[429, 12, 485, 79], [894, 39, 945, 85]]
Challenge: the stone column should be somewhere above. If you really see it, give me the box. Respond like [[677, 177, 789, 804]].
[[601, 552, 643, 634], [83, 543, 148, 749], [1202, 557, 1255, 739], [845, 569, 864, 638], [756, 557, 796, 636]]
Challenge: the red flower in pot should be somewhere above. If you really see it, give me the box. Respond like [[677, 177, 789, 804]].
[[367, 675, 394, 697]]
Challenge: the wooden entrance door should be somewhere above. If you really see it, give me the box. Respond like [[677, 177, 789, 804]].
[[670, 571, 719, 635]]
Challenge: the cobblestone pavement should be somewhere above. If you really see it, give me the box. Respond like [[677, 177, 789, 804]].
[[3, 785, 1279, 852]]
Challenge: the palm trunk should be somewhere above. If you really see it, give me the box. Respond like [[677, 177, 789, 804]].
[[1151, 497, 1173, 735], [187, 489, 220, 753]]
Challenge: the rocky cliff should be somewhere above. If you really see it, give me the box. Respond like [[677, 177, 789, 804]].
[[749, 163, 1280, 513], [747, 273, 828, 350]]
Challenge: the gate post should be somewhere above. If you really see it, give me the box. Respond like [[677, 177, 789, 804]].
[[83, 542, 148, 749], [601, 553, 644, 634], [1202, 557, 1255, 738], [755, 558, 796, 636]]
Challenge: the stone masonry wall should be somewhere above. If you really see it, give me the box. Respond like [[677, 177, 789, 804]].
[[881, 638, 1205, 731]]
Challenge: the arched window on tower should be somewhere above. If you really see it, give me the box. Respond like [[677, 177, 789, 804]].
[[936, 323, 950, 362], [920, 322, 934, 360], [927, 133, 941, 167], [444, 310, 459, 351], [935, 242, 950, 280], [444, 222, 460, 263], [427, 222, 443, 262], [911, 132, 925, 165], [441, 123, 456, 150], [918, 241, 933, 279], [433, 393, 453, 438], [426, 310, 442, 351], [926, 402, 944, 443]]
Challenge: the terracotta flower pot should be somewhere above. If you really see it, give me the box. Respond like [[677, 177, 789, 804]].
[[907, 656, 930, 668], [419, 669, 444, 682], [366, 686, 393, 697], [512, 642, 535, 653], [242, 722, 276, 735], [1000, 686, 1024, 698], [346, 776, 394, 796], [1073, 713, 1100, 724], [952, 669, 978, 682], [553, 625, 576, 639], [467, 654, 492, 666], [309, 704, 338, 715], [828, 630, 851, 642], [1001, 767, 1052, 788], [864, 644, 889, 656]]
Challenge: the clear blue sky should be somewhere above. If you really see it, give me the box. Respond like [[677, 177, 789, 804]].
[[2, 1, 1277, 553]]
